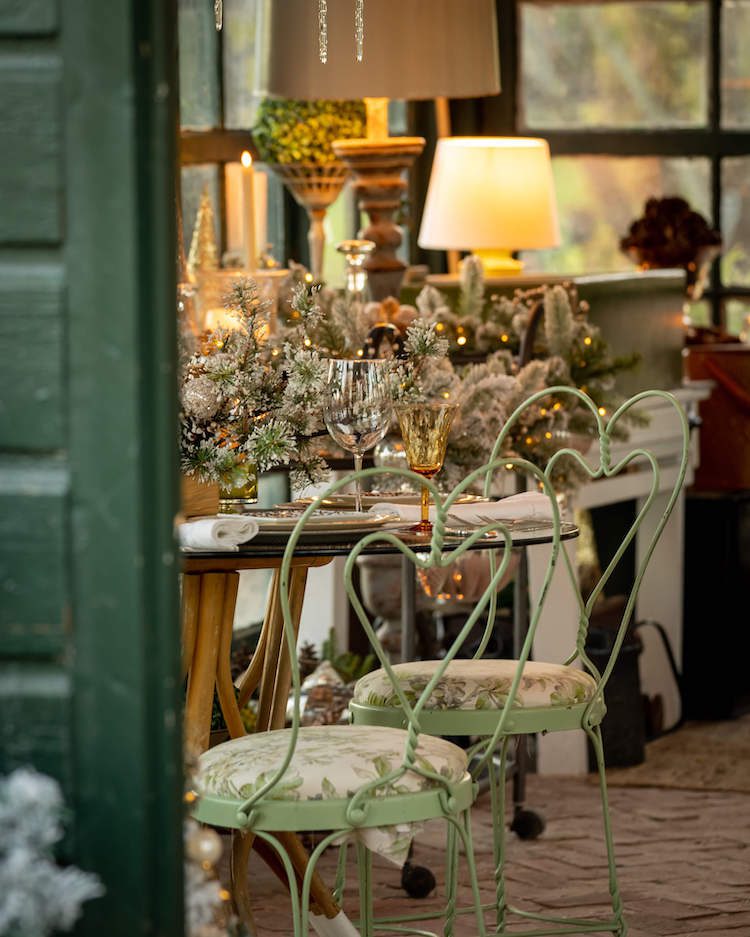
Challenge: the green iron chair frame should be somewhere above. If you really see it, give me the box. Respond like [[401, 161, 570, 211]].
[[190, 461, 531, 937], [349, 386, 691, 937]]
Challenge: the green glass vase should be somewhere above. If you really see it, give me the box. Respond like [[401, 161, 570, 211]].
[[218, 463, 258, 514]]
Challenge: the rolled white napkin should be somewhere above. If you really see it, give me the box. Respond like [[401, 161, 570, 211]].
[[368, 491, 554, 525], [178, 515, 259, 551], [310, 910, 363, 937]]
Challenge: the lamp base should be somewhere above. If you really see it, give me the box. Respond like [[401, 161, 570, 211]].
[[474, 248, 524, 276], [332, 136, 425, 300]]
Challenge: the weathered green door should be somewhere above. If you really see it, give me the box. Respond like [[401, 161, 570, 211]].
[[0, 2, 183, 934]]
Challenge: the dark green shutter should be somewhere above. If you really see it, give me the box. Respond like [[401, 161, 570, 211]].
[[0, 1, 183, 933]]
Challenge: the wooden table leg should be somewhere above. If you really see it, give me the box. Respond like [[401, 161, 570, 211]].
[[270, 565, 309, 730], [256, 569, 285, 732], [181, 574, 201, 681], [184, 571, 239, 755], [214, 572, 243, 739]]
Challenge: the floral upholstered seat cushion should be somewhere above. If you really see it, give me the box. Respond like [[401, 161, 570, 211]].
[[197, 724, 468, 864], [198, 724, 467, 802], [353, 659, 598, 711]]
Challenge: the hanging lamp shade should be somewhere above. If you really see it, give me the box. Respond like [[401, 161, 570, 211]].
[[263, 0, 500, 101]]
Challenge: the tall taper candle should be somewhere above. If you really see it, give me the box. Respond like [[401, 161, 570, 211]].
[[241, 150, 257, 271], [253, 170, 268, 263]]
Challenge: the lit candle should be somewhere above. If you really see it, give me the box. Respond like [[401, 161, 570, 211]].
[[204, 307, 240, 332], [225, 162, 243, 258], [241, 150, 257, 272], [226, 161, 268, 269]]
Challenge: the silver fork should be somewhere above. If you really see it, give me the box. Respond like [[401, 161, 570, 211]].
[[474, 513, 553, 532]]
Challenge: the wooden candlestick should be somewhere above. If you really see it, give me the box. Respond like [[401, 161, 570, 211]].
[[332, 137, 425, 301]]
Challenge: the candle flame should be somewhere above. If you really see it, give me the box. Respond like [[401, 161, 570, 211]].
[[241, 151, 253, 168]]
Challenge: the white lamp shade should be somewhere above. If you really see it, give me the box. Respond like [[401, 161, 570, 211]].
[[418, 137, 560, 251]]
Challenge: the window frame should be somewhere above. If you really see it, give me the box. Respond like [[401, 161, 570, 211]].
[[494, 0, 750, 328]]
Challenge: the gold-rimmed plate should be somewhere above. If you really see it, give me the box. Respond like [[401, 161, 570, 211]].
[[282, 492, 489, 511], [243, 508, 400, 534]]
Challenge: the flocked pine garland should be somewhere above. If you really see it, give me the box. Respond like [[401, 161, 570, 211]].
[[180, 275, 448, 489], [0, 769, 103, 937], [182, 261, 644, 495]]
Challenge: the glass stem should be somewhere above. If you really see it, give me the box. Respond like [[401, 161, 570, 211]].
[[353, 453, 364, 513], [420, 483, 430, 527]]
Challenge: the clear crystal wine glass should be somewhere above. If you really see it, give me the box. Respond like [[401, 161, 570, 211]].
[[323, 359, 393, 512]]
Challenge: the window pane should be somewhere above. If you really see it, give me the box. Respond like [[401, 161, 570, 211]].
[[721, 158, 750, 288], [520, 1, 709, 129], [264, 166, 285, 267], [725, 298, 750, 336], [180, 165, 222, 259], [224, 0, 269, 129], [722, 0, 750, 128], [178, 0, 221, 129], [523, 156, 711, 275], [686, 299, 712, 328]]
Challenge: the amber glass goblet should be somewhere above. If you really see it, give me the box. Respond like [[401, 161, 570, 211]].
[[396, 402, 458, 535]]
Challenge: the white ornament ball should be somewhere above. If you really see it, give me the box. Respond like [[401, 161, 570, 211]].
[[181, 375, 221, 422], [187, 825, 223, 866]]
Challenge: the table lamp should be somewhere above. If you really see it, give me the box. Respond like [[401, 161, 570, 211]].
[[264, 0, 500, 298], [418, 137, 560, 276]]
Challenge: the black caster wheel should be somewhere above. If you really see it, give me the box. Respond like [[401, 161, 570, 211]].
[[401, 860, 437, 899], [510, 808, 545, 840]]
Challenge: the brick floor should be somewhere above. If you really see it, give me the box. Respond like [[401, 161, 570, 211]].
[[240, 776, 750, 936]]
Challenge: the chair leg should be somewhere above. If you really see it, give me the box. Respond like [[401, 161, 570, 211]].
[[488, 736, 511, 934], [587, 723, 627, 937], [230, 831, 257, 935], [356, 841, 374, 937], [333, 841, 348, 906], [444, 818, 458, 937], [455, 809, 488, 937], [234, 830, 305, 937]]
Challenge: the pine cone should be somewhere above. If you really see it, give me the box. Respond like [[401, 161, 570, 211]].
[[298, 641, 319, 679]]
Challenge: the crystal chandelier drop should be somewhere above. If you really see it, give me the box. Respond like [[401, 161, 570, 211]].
[[213, 1, 363, 59], [354, 0, 364, 62], [318, 0, 364, 63], [318, 0, 328, 62]]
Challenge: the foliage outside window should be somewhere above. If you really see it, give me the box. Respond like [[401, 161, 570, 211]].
[[514, 0, 750, 331]]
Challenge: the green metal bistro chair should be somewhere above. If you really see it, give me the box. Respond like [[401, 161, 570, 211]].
[[189, 468, 503, 937], [350, 387, 691, 937]]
